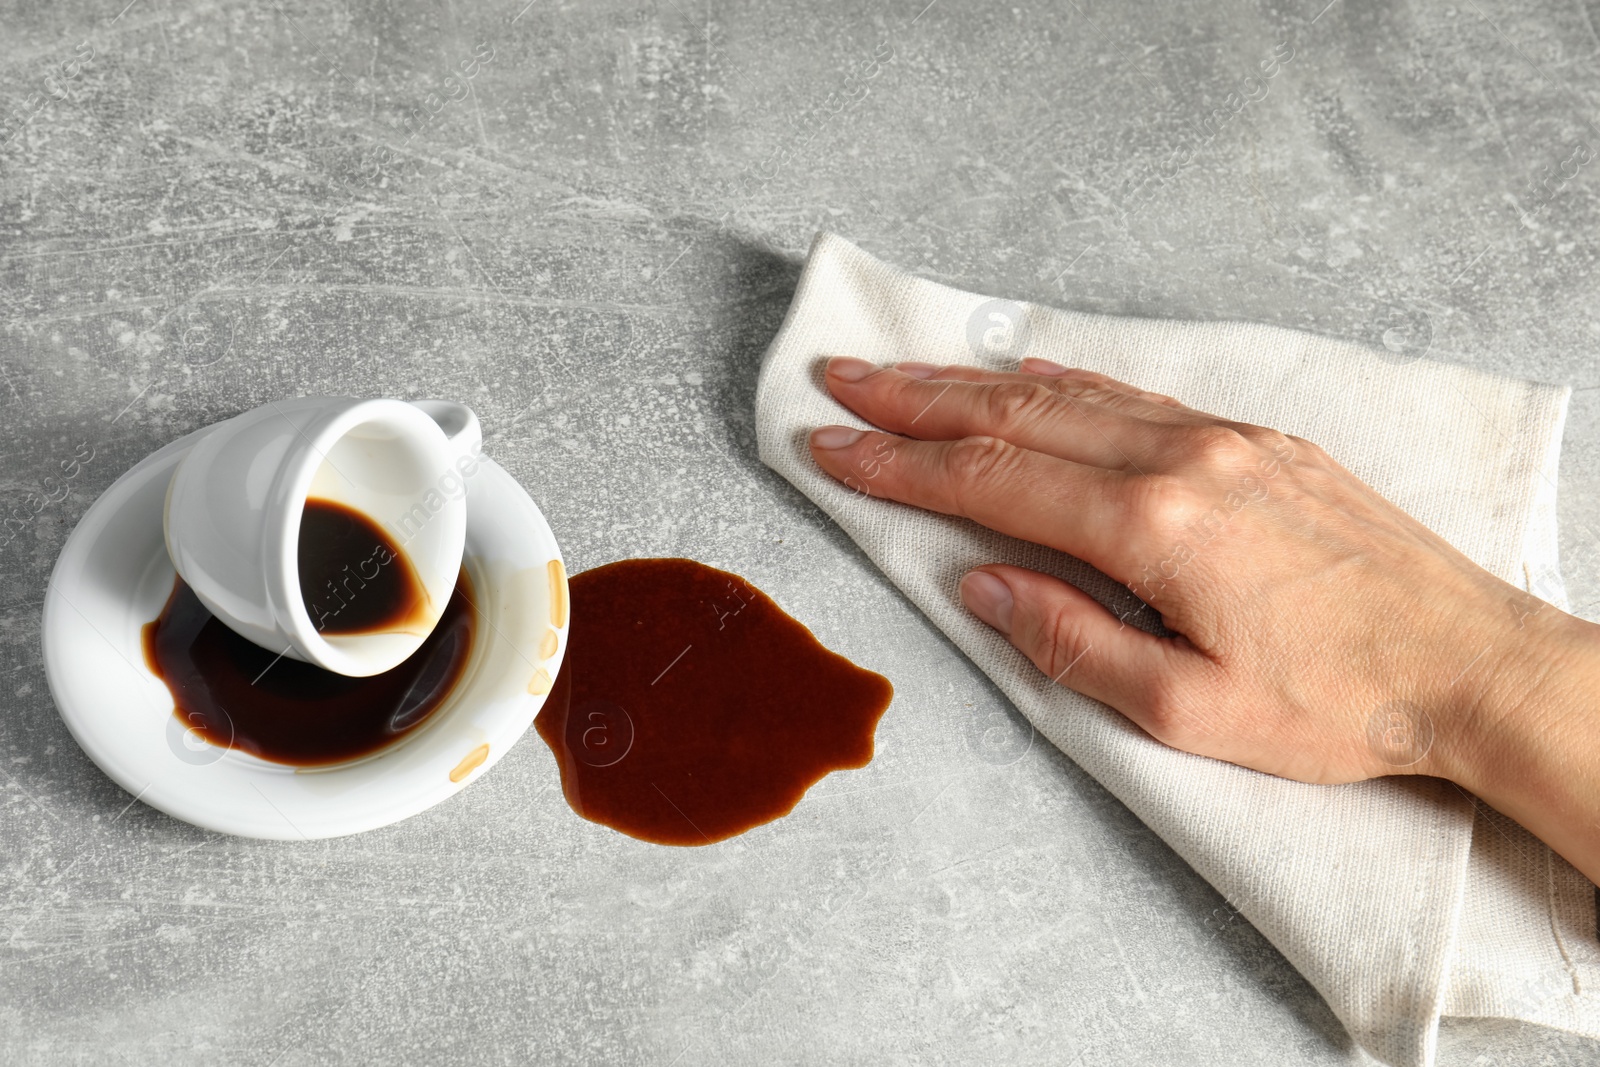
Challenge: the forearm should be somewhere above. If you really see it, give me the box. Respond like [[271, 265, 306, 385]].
[[1440, 608, 1600, 886]]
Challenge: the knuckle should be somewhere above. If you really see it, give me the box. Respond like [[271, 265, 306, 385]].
[[1136, 676, 1194, 745], [1185, 423, 1256, 464], [1137, 387, 1184, 407], [1037, 606, 1092, 682], [1234, 423, 1295, 457], [1284, 434, 1320, 460], [1056, 377, 1120, 406], [1230, 422, 1274, 443], [946, 435, 1019, 495], [1051, 376, 1104, 401], [1047, 368, 1098, 386], [986, 382, 1060, 433], [884, 370, 926, 409], [1124, 473, 1195, 531]]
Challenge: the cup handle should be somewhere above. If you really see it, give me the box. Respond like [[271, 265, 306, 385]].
[[409, 400, 483, 466]]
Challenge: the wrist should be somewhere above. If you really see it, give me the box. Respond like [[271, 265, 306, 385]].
[[1433, 603, 1600, 881], [1438, 606, 1592, 788]]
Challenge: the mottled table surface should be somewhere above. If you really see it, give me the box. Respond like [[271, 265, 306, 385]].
[[4, 0, 1599, 1064]]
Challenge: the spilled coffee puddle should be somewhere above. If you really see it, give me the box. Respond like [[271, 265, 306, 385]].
[[143, 569, 475, 766], [534, 558, 894, 846]]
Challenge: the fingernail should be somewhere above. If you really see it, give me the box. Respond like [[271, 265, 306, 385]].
[[810, 425, 866, 450], [895, 361, 940, 379], [827, 356, 878, 382], [960, 570, 1014, 636], [1021, 357, 1070, 376]]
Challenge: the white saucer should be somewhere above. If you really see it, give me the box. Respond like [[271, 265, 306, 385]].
[[41, 425, 568, 840]]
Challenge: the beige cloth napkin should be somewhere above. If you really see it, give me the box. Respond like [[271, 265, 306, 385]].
[[753, 232, 1598, 1067]]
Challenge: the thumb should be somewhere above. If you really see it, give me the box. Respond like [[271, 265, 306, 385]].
[[959, 564, 1193, 728]]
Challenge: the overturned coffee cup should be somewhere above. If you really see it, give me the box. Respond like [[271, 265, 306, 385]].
[[164, 396, 482, 677]]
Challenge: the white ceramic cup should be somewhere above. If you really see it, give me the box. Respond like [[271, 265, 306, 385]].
[[164, 396, 483, 677]]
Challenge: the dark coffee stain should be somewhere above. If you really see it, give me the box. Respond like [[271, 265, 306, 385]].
[[143, 569, 476, 766], [534, 558, 894, 846], [297, 497, 430, 635]]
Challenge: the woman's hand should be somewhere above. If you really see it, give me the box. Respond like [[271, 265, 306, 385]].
[[807, 355, 1600, 880]]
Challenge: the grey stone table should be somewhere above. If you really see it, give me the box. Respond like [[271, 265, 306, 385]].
[[4, 0, 1598, 1063]]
